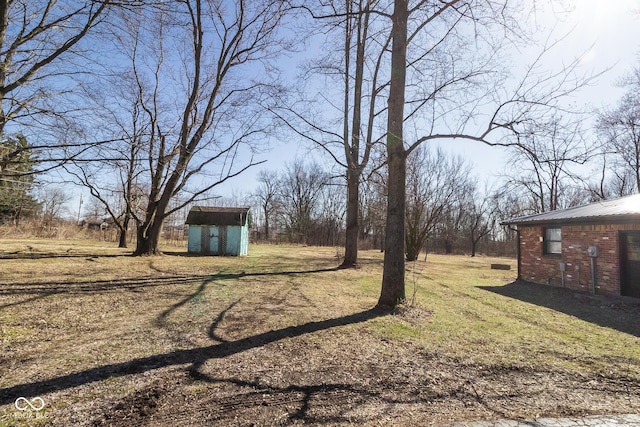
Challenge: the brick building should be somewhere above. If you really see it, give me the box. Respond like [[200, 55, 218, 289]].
[[503, 194, 640, 298]]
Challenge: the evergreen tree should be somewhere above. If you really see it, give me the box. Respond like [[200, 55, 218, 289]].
[[0, 134, 39, 224]]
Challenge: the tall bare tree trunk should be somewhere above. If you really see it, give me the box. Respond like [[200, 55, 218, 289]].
[[134, 186, 174, 255], [342, 167, 360, 267], [134, 215, 163, 255], [341, 1, 370, 268], [118, 214, 130, 248], [377, 0, 408, 309], [263, 208, 270, 240]]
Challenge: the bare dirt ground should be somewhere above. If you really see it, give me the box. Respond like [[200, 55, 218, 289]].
[[1, 241, 639, 426], [81, 334, 640, 427]]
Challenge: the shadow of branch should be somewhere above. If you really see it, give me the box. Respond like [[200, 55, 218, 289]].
[[0, 266, 341, 311], [0, 308, 385, 405], [0, 275, 210, 310]]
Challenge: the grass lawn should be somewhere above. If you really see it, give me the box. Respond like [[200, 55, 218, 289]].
[[0, 239, 639, 426]]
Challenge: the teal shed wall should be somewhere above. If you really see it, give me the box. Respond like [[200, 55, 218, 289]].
[[188, 226, 202, 253], [187, 224, 248, 256]]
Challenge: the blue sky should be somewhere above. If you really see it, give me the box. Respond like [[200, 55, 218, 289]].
[[212, 0, 640, 201], [58, 1, 640, 218]]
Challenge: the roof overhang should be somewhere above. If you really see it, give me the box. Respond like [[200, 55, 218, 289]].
[[185, 206, 250, 226], [501, 194, 640, 228], [502, 214, 640, 228]]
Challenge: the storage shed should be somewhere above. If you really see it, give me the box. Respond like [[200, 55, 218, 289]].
[[186, 206, 250, 256], [503, 194, 640, 298]]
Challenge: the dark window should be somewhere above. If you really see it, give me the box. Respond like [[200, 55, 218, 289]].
[[544, 227, 561, 255]]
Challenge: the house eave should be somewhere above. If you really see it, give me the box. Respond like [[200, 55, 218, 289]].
[[503, 214, 640, 228]]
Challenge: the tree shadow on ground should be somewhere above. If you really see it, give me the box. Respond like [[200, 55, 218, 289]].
[[0, 274, 210, 310], [480, 280, 640, 337], [149, 267, 339, 328], [0, 251, 126, 260], [0, 267, 340, 311], [141, 372, 519, 426], [0, 308, 385, 406], [0, 264, 381, 421]]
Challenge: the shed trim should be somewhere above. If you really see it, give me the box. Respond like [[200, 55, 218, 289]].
[[185, 206, 250, 226]]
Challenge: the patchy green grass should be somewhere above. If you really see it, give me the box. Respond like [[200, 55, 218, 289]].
[[0, 239, 638, 426]]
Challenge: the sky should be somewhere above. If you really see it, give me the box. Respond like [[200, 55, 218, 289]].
[[432, 0, 640, 189], [211, 0, 640, 202], [58, 0, 640, 219]]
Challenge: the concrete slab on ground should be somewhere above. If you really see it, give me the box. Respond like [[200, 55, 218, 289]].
[[448, 413, 640, 427]]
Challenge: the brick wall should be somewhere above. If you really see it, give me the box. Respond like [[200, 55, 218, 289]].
[[519, 223, 640, 296]]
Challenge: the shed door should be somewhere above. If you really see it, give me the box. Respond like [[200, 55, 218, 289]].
[[620, 231, 640, 298], [219, 226, 228, 255], [200, 227, 210, 254], [200, 226, 220, 255]]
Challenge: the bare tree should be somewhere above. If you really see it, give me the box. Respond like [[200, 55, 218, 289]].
[[504, 116, 589, 213], [462, 188, 495, 257], [63, 72, 148, 247], [272, 0, 390, 267], [39, 187, 71, 229], [83, 0, 287, 255], [597, 67, 640, 194], [489, 187, 526, 255], [253, 169, 281, 240], [360, 170, 387, 251], [338, 0, 383, 267], [607, 169, 637, 198], [438, 199, 466, 254], [278, 160, 329, 244], [405, 146, 471, 261], [377, 0, 598, 308], [314, 177, 346, 247], [377, 0, 408, 308], [0, 0, 121, 174], [83, 196, 107, 221]]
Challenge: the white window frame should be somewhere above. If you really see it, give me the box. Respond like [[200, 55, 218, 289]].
[[544, 227, 562, 255]]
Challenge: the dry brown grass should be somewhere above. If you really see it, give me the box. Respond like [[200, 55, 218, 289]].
[[0, 239, 639, 426]]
